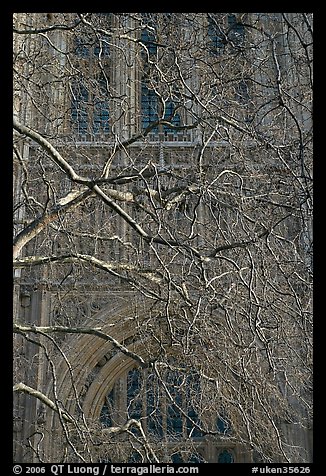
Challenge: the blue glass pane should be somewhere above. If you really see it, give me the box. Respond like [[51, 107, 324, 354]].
[[128, 401, 142, 421], [186, 408, 202, 438], [188, 453, 205, 463], [127, 368, 142, 422], [236, 81, 249, 104], [141, 30, 157, 55], [127, 368, 142, 401], [185, 372, 202, 437], [172, 453, 184, 463], [146, 377, 163, 437], [218, 449, 234, 463], [208, 18, 225, 54], [95, 77, 110, 133], [75, 38, 89, 57], [163, 102, 181, 132], [228, 14, 237, 27], [71, 85, 88, 134], [148, 415, 163, 437], [164, 101, 174, 118], [100, 389, 114, 428], [141, 84, 159, 131], [94, 101, 109, 133], [166, 370, 183, 437], [167, 404, 183, 436], [129, 452, 142, 463], [146, 375, 157, 412], [100, 405, 112, 427], [216, 415, 231, 434], [94, 43, 110, 57], [228, 14, 244, 33]]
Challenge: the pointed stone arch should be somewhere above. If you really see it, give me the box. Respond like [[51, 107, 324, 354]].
[[42, 291, 164, 461]]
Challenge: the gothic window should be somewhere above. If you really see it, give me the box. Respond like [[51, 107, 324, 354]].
[[99, 366, 236, 462], [100, 367, 203, 439], [72, 17, 111, 137]]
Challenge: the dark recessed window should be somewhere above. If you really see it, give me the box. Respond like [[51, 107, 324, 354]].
[[141, 29, 157, 56], [218, 449, 234, 463], [71, 76, 110, 136]]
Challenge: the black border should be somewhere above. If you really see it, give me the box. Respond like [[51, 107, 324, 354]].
[[7, 6, 319, 473]]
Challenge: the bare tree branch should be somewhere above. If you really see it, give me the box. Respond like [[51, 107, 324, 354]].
[[13, 382, 74, 423], [14, 324, 146, 366]]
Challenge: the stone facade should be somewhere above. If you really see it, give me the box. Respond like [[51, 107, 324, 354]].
[[13, 13, 313, 463]]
